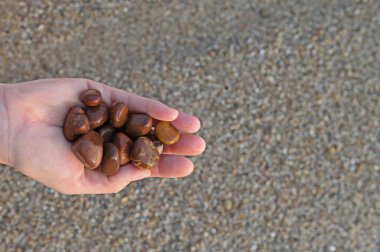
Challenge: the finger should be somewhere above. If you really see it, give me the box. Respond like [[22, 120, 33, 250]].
[[86, 79, 179, 121], [170, 112, 201, 133], [163, 133, 206, 156], [150, 155, 194, 178], [110, 88, 178, 121]]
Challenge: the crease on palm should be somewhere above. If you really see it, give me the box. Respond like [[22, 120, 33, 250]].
[[14, 84, 118, 184], [12, 92, 86, 183]]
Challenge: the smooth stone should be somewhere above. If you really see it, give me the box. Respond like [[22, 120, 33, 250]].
[[63, 106, 90, 142], [97, 124, 116, 143], [101, 143, 120, 176], [130, 137, 159, 169], [125, 113, 153, 138], [85, 102, 109, 129], [154, 121, 180, 145], [72, 131, 103, 169], [113, 132, 133, 165], [110, 102, 129, 128], [80, 89, 102, 107]]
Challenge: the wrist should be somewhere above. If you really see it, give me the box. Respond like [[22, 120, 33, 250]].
[[0, 84, 10, 165]]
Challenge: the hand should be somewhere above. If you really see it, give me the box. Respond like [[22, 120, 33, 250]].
[[1, 78, 206, 194]]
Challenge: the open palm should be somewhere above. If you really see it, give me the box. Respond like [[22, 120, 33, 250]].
[[3, 78, 205, 194]]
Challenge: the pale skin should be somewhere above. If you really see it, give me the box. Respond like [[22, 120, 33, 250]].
[[0, 78, 206, 194]]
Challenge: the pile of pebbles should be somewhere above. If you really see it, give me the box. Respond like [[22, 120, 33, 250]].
[[63, 89, 180, 175]]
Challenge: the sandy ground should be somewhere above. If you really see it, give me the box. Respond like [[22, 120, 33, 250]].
[[0, 1, 379, 251]]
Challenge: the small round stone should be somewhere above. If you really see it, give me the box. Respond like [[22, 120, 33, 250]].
[[63, 106, 90, 142], [110, 102, 129, 128], [85, 103, 109, 129], [125, 114, 153, 138], [154, 121, 180, 145], [72, 131, 103, 169], [130, 137, 159, 169], [97, 124, 116, 143], [101, 143, 120, 176], [113, 132, 133, 165], [80, 89, 102, 107]]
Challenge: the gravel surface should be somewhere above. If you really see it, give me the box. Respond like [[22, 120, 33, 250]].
[[1, 1, 380, 251]]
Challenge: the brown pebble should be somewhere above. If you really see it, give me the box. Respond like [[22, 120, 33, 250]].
[[80, 89, 102, 107], [152, 140, 164, 155], [101, 143, 120, 176], [154, 121, 180, 145], [97, 124, 116, 143], [110, 102, 129, 128], [130, 137, 159, 169], [72, 131, 103, 169], [85, 103, 109, 129], [147, 132, 164, 155], [63, 106, 90, 142], [113, 132, 133, 165], [125, 114, 153, 138]]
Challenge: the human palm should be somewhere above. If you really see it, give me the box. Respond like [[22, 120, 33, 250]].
[[3, 78, 205, 194]]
